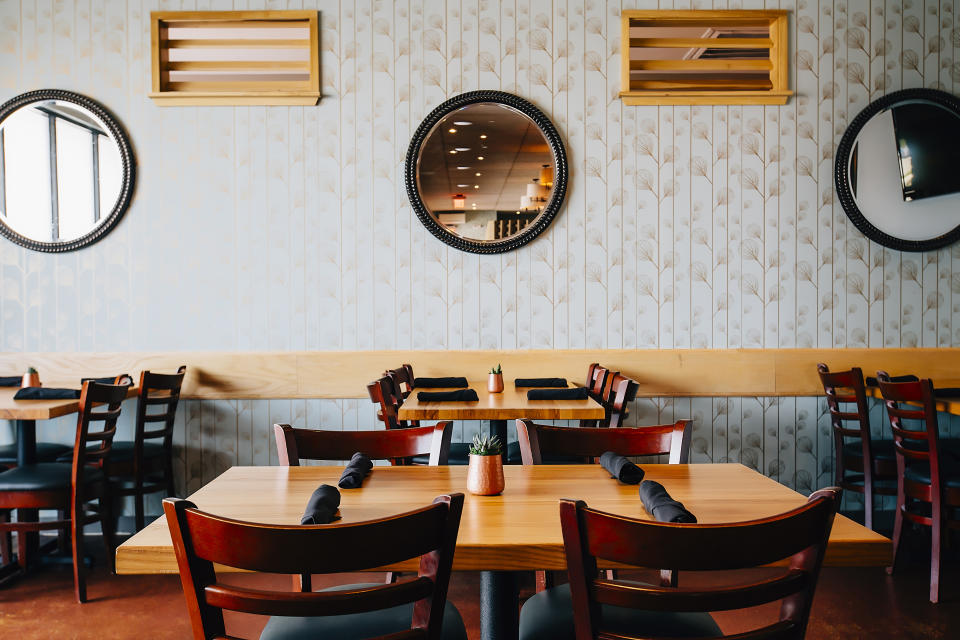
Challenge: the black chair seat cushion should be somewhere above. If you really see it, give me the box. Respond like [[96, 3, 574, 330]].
[[518, 583, 721, 640], [0, 442, 73, 464], [904, 463, 960, 489], [0, 463, 104, 491], [259, 583, 467, 640]]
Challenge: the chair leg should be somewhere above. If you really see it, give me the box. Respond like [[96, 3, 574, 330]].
[[863, 484, 874, 532], [931, 511, 943, 604], [99, 497, 116, 575], [887, 498, 906, 576], [0, 512, 10, 565], [16, 510, 29, 570], [57, 509, 69, 554], [71, 501, 86, 603]]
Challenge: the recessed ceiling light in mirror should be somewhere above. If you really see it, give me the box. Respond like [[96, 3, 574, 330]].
[[453, 121, 472, 125]]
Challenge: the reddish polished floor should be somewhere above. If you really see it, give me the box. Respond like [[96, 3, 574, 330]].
[[0, 530, 957, 639]]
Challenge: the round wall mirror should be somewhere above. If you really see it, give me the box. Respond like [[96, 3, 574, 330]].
[[0, 89, 135, 252], [835, 88, 960, 252], [405, 91, 567, 253]]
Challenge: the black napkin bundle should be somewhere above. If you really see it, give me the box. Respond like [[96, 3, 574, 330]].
[[639, 480, 697, 523], [417, 389, 479, 402], [301, 484, 341, 524], [414, 377, 469, 388], [935, 388, 960, 398], [338, 452, 374, 489], [0, 376, 21, 387], [865, 374, 919, 387], [14, 387, 81, 400], [599, 451, 645, 484], [81, 376, 121, 385], [514, 378, 568, 388], [527, 387, 589, 400]]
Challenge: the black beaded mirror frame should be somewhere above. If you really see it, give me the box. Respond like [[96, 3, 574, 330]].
[[0, 89, 136, 253], [405, 90, 568, 254], [835, 88, 960, 253]]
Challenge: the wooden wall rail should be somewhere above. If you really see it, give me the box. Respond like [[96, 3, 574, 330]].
[[1, 349, 957, 400]]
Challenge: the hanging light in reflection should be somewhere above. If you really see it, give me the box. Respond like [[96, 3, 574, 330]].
[[539, 164, 553, 188], [452, 193, 466, 209]]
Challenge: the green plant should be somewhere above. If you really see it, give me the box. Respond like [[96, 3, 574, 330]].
[[469, 433, 502, 456], [489, 363, 502, 375], [26, 367, 37, 374]]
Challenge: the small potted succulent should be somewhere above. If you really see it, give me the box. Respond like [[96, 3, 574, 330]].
[[488, 363, 504, 393], [21, 367, 41, 388], [467, 434, 505, 495]]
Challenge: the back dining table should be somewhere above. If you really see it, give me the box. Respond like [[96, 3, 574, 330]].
[[116, 463, 890, 640]]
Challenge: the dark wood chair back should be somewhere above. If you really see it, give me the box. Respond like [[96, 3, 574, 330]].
[[517, 419, 691, 465], [163, 493, 464, 640], [560, 488, 841, 640], [603, 374, 640, 428], [274, 422, 453, 467], [386, 366, 415, 399], [368, 376, 405, 429], [134, 366, 187, 452], [73, 377, 132, 474], [876, 373, 941, 473]]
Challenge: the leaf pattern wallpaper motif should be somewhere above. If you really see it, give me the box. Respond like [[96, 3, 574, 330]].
[[1, 0, 959, 505]]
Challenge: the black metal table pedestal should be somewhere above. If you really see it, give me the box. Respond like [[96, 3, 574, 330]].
[[480, 570, 519, 640]]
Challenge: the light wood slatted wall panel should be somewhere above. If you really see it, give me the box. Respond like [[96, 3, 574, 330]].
[[620, 10, 792, 105], [150, 11, 320, 106]]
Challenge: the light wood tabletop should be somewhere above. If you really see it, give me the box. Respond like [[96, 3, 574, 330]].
[[115, 464, 890, 575], [0, 385, 139, 420], [398, 382, 605, 421]]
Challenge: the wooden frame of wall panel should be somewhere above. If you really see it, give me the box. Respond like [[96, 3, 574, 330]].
[[620, 10, 792, 106], [0, 349, 957, 400], [149, 11, 320, 106]]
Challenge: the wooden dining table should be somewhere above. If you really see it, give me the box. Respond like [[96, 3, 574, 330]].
[[398, 382, 606, 449], [116, 464, 890, 640]]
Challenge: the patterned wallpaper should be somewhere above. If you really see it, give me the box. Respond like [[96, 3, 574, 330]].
[[1, 1, 959, 506]]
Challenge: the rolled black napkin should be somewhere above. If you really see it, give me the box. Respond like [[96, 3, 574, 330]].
[[414, 376, 469, 388], [417, 389, 479, 402], [14, 387, 81, 400], [527, 387, 589, 400], [639, 480, 696, 523], [338, 452, 374, 489], [514, 378, 568, 388], [301, 484, 341, 524], [599, 451, 645, 484], [866, 374, 919, 387], [0, 376, 21, 387], [935, 388, 960, 398], [81, 376, 120, 385]]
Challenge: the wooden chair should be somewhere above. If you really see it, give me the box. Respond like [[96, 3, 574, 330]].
[[386, 365, 416, 400], [877, 373, 960, 603], [0, 379, 129, 602], [368, 375, 409, 430], [518, 419, 692, 591], [602, 374, 640, 429], [817, 363, 896, 531], [163, 493, 467, 640], [274, 422, 454, 467], [100, 366, 186, 532], [518, 488, 841, 640], [517, 419, 691, 466]]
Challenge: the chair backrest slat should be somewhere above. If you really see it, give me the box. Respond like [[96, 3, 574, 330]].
[[135, 366, 186, 446], [73, 376, 132, 473], [517, 420, 691, 465], [560, 488, 840, 640], [163, 493, 463, 640], [274, 423, 453, 466]]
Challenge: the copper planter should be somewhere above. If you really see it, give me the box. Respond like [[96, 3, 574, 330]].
[[467, 454, 505, 495], [488, 373, 504, 393]]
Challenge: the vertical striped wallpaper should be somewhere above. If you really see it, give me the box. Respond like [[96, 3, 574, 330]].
[[1, 0, 959, 507]]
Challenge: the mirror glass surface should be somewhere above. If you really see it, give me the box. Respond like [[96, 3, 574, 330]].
[[0, 92, 132, 251], [417, 102, 557, 243], [837, 89, 960, 252]]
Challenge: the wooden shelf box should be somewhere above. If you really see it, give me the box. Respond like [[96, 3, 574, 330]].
[[149, 11, 320, 106], [620, 10, 791, 106]]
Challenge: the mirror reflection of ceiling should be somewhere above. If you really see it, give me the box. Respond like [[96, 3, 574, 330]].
[[0, 100, 122, 244], [416, 102, 554, 242], [849, 104, 960, 242]]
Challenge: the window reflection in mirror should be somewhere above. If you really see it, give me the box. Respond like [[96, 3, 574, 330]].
[[0, 100, 123, 243], [415, 102, 557, 243]]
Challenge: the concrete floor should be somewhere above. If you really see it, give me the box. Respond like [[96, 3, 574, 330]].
[[0, 528, 957, 639]]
